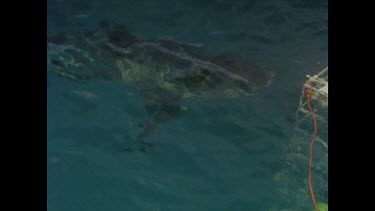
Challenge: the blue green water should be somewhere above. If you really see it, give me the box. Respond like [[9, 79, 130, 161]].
[[47, 0, 327, 210]]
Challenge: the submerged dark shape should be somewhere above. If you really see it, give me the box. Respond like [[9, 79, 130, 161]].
[[47, 21, 276, 149], [100, 21, 144, 48]]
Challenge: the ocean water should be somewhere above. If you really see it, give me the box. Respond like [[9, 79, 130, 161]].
[[47, 0, 328, 210]]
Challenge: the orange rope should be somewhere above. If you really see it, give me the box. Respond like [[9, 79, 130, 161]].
[[305, 80, 320, 211]]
